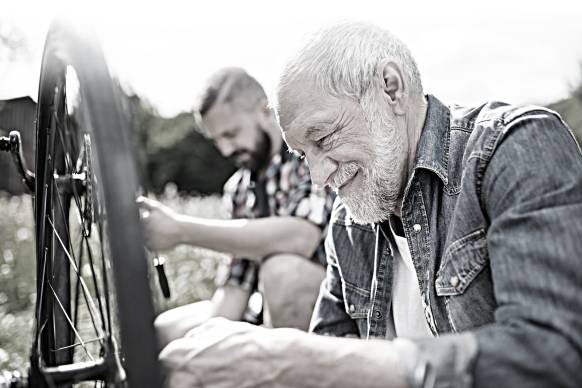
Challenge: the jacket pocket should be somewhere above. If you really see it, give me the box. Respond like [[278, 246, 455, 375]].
[[435, 229, 495, 331], [342, 281, 370, 319], [436, 229, 488, 296], [341, 281, 371, 337]]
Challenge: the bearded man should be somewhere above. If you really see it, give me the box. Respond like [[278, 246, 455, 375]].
[[159, 23, 582, 388]]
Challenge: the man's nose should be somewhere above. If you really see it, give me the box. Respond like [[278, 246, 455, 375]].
[[307, 153, 336, 187], [216, 139, 235, 158]]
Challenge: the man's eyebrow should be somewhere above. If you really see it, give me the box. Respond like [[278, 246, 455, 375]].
[[305, 126, 323, 139], [305, 121, 334, 139], [305, 113, 346, 139]]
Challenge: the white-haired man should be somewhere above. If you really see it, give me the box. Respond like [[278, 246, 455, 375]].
[[159, 24, 582, 388]]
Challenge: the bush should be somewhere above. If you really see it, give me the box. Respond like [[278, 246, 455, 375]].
[[0, 190, 226, 372]]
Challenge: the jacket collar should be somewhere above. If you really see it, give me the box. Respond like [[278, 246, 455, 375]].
[[413, 94, 450, 186]]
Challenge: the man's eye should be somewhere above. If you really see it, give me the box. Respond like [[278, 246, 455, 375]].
[[222, 127, 240, 139], [316, 134, 332, 148]]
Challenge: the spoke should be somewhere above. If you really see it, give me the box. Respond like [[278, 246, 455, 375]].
[[73, 233, 85, 331], [35, 125, 54, 349], [50, 180, 102, 340], [54, 125, 88, 239], [54, 105, 78, 169], [51, 171, 74, 257], [85, 236, 108, 334], [54, 126, 109, 337], [66, 171, 109, 337], [35, 245, 50, 349], [48, 216, 104, 340], [52, 337, 103, 352], [97, 221, 113, 334], [47, 282, 94, 361]]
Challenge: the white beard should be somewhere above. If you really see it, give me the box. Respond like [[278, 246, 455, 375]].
[[337, 102, 404, 225]]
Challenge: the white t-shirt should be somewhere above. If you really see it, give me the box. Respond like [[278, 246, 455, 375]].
[[386, 218, 434, 339]]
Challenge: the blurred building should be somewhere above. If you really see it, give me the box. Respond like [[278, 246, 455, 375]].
[[0, 96, 36, 195]]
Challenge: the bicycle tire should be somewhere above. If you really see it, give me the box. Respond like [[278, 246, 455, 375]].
[[32, 20, 161, 388]]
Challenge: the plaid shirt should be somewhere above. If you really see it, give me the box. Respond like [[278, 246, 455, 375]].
[[217, 145, 334, 291]]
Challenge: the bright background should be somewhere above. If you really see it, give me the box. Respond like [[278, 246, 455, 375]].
[[2, 0, 582, 117]]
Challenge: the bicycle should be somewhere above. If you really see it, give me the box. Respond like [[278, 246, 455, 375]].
[[1, 19, 162, 387]]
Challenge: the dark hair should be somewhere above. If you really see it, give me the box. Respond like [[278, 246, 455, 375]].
[[198, 67, 267, 117]]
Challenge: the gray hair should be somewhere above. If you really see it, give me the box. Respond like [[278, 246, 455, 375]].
[[277, 21, 423, 103]]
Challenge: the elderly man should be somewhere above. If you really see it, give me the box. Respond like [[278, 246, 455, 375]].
[[139, 68, 333, 347], [160, 23, 582, 387]]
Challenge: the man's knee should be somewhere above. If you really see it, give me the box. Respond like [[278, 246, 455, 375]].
[[259, 253, 325, 329], [155, 300, 213, 350]]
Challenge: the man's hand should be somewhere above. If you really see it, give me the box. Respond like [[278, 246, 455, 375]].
[[137, 196, 183, 251], [159, 317, 296, 388], [158, 317, 411, 388]]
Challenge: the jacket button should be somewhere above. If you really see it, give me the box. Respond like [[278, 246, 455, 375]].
[[349, 304, 356, 313], [413, 224, 422, 232], [374, 310, 382, 319], [450, 276, 460, 288]]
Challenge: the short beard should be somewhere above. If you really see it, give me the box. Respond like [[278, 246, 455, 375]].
[[231, 126, 272, 173], [338, 97, 404, 225], [249, 128, 272, 172]]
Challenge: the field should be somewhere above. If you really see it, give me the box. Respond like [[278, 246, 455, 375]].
[[0, 187, 227, 373]]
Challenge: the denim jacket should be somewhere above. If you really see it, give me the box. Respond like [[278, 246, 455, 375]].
[[310, 95, 582, 387]]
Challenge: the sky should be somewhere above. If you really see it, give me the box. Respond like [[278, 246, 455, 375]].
[[1, 0, 582, 117]]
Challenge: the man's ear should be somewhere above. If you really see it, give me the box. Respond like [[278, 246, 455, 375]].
[[377, 60, 407, 115]]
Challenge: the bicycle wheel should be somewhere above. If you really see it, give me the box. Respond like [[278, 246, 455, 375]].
[[32, 20, 161, 387]]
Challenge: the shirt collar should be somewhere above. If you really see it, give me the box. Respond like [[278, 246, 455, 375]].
[[413, 94, 450, 186]]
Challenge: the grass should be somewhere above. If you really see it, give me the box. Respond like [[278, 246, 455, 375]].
[[0, 188, 226, 374]]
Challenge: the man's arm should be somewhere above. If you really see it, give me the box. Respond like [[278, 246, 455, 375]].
[[137, 196, 321, 259], [402, 113, 582, 388], [396, 113, 582, 388], [459, 113, 582, 387], [160, 318, 413, 388]]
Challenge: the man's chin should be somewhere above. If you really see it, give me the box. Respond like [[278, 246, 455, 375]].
[[340, 195, 392, 225], [235, 156, 259, 171]]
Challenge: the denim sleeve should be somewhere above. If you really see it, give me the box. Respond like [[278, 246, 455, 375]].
[[309, 210, 359, 337], [466, 113, 582, 387], [402, 114, 582, 388]]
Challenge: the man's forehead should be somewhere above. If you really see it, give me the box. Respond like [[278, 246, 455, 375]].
[[204, 102, 248, 127], [277, 76, 321, 127], [200, 104, 235, 137], [278, 88, 342, 133]]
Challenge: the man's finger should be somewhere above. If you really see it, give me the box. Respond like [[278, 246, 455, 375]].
[[136, 195, 157, 210]]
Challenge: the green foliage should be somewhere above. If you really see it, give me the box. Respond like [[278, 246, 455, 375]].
[[122, 91, 236, 195], [548, 64, 582, 145], [0, 191, 226, 373], [548, 95, 582, 146], [0, 194, 35, 373], [0, 194, 35, 313], [549, 97, 582, 144]]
